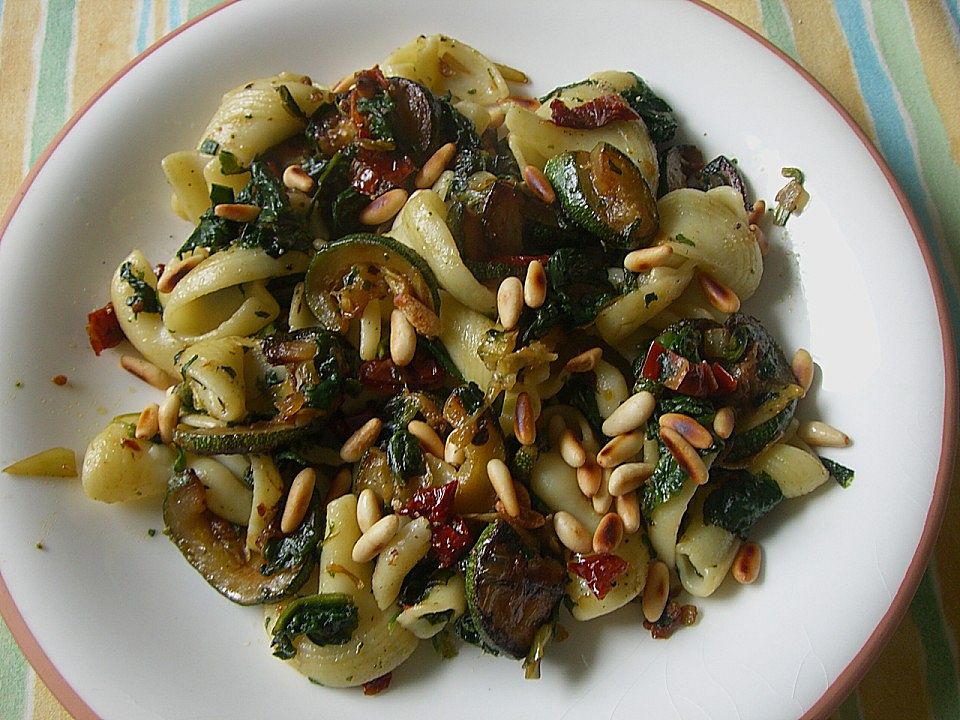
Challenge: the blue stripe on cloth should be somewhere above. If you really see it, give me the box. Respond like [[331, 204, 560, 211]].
[[168, 0, 182, 32], [834, 0, 960, 343], [945, 0, 960, 32], [135, 0, 152, 53]]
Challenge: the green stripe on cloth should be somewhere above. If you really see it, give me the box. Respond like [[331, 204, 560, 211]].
[[759, 0, 800, 62], [0, 620, 28, 720], [29, 0, 76, 167], [187, 0, 219, 20], [911, 566, 960, 720]]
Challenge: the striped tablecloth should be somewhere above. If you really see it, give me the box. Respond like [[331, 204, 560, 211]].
[[1, 1, 957, 718]]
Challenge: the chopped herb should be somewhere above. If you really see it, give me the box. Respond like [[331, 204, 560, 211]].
[[356, 92, 396, 143], [254, 310, 271, 319], [218, 365, 237, 379], [119, 261, 161, 316], [821, 457, 855, 488], [147, 528, 157, 537], [275, 85, 308, 123], [199, 138, 219, 155], [673, 233, 695, 246], [644, 292, 658, 307], [209, 183, 235, 206], [218, 150, 247, 175]]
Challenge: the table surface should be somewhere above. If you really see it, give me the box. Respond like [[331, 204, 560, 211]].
[[0, 1, 957, 719]]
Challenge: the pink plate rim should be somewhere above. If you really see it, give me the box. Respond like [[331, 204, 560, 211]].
[[0, 2, 955, 719]]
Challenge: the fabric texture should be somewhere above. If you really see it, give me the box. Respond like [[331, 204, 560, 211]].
[[0, 1, 956, 718]]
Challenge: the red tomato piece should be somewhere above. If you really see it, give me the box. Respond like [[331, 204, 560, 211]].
[[549, 95, 639, 129], [86, 303, 124, 355], [568, 554, 630, 600]]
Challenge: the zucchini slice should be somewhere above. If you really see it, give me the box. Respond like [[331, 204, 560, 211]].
[[544, 142, 658, 250], [465, 520, 566, 659], [173, 413, 315, 455], [304, 233, 440, 332]]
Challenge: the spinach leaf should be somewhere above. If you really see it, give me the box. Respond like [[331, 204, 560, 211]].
[[177, 207, 237, 257], [618, 72, 677, 145], [119, 261, 161, 315], [270, 593, 359, 659], [641, 441, 688, 520], [557, 374, 606, 441], [702, 470, 783, 538], [356, 92, 397, 142], [235, 161, 312, 257], [331, 187, 369, 236], [821, 457, 855, 488], [387, 428, 425, 481], [261, 493, 322, 575]]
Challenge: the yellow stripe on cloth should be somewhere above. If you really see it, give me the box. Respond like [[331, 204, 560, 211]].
[[704, 0, 765, 35], [0, 2, 42, 212], [782, 0, 875, 143], [153, 0, 169, 42], [857, 612, 934, 720], [72, 0, 138, 114], [32, 672, 72, 720], [906, 0, 960, 164]]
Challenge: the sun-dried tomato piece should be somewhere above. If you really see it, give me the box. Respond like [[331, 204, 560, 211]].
[[643, 600, 698, 639], [399, 480, 459, 525], [568, 554, 630, 600], [358, 350, 446, 395], [86, 302, 124, 355], [349, 148, 416, 196], [430, 517, 474, 568], [549, 95, 639, 130], [362, 672, 392, 695]]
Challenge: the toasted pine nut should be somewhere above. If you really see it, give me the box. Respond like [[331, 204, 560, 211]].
[[559, 429, 587, 468], [713, 406, 735, 439], [797, 420, 851, 448], [608, 462, 655, 496], [597, 430, 646, 468], [394, 292, 441, 337], [624, 245, 673, 273], [352, 514, 401, 563], [408, 420, 445, 457], [135, 404, 160, 440], [750, 223, 769, 255], [326, 466, 352, 504], [577, 461, 602, 497], [157, 249, 209, 293], [359, 188, 408, 226], [659, 426, 709, 484], [281, 468, 316, 533], [487, 459, 520, 518], [495, 62, 529, 84], [214, 203, 261, 223], [617, 491, 641, 534], [415, 142, 457, 189], [444, 437, 465, 466], [389, 309, 417, 368], [747, 199, 766, 226], [120, 355, 176, 391], [592, 469, 613, 514], [332, 71, 357, 93], [282, 165, 316, 193], [514, 391, 537, 446], [564, 347, 602, 373], [356, 488, 382, 533], [732, 541, 762, 584], [697, 272, 740, 314], [497, 276, 523, 330], [792, 348, 815, 394], [659, 412, 714, 450], [593, 512, 624, 554], [503, 95, 540, 111], [601, 390, 656, 437], [522, 164, 555, 205], [340, 417, 382, 462], [553, 511, 593, 555], [642, 560, 670, 622], [523, 260, 547, 309], [158, 393, 181, 444]]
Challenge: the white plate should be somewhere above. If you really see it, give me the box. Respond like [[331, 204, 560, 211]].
[[0, 1, 954, 719]]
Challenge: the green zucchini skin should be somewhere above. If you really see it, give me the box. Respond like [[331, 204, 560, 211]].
[[173, 416, 313, 455]]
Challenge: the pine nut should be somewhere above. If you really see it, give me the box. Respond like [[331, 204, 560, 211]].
[[408, 420, 444, 457], [157, 249, 208, 293], [553, 511, 593, 555], [359, 188, 408, 226], [325, 466, 352, 504], [642, 560, 670, 622], [415, 142, 457, 189], [564, 347, 602, 373], [608, 462, 655, 496], [352, 514, 401, 563], [523, 260, 547, 309], [214, 203, 261, 223], [444, 437, 465, 466], [659, 426, 709, 484], [576, 461, 602, 497], [732, 541, 762, 584], [750, 223, 769, 255], [389, 309, 417, 367], [617, 491, 641, 534], [282, 164, 316, 193], [697, 271, 741, 314], [281, 468, 316, 533], [332, 71, 357, 93], [593, 512, 624, 554], [497, 276, 524, 330], [659, 413, 714, 450], [487, 459, 520, 518], [394, 292, 441, 337], [624, 245, 673, 273], [120, 355, 176, 391], [514, 391, 537, 446], [747, 199, 766, 226], [504, 95, 541, 111], [797, 420, 851, 448], [522, 164, 556, 205], [792, 348, 815, 394], [340, 417, 382, 462], [601, 390, 656, 436], [713, 406, 735, 439], [158, 393, 181, 444], [592, 469, 613, 514], [596, 430, 646, 468], [495, 62, 529, 83], [356, 488, 382, 533], [559, 429, 587, 468], [135, 404, 160, 440]]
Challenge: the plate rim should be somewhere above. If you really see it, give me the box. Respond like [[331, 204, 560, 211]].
[[0, 1, 955, 718]]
